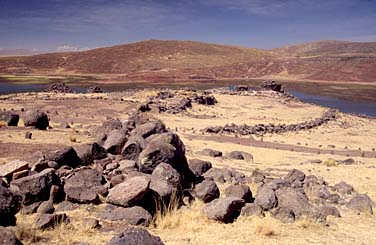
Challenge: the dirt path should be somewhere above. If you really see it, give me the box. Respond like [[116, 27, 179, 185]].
[[188, 134, 376, 158]]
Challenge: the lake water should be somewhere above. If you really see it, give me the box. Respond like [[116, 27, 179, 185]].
[[290, 91, 376, 117], [0, 81, 375, 117]]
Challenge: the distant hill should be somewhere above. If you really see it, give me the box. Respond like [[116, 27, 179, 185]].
[[0, 49, 41, 57], [0, 39, 375, 82]]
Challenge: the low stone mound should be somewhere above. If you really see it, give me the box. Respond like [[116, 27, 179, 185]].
[[87, 86, 103, 93], [45, 82, 73, 93], [261, 80, 283, 93], [203, 109, 338, 136]]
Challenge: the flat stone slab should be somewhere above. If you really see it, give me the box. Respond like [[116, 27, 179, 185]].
[[0, 160, 29, 178]]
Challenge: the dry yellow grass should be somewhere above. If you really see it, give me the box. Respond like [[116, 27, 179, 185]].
[[1, 90, 376, 245]]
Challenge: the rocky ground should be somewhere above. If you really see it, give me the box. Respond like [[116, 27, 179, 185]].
[[0, 84, 375, 245]]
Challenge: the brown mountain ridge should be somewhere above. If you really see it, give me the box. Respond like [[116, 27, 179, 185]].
[[0, 39, 375, 82]]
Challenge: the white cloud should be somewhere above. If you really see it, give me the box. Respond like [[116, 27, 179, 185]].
[[56, 45, 91, 52]]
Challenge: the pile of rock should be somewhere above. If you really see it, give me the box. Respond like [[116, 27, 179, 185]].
[[192, 94, 217, 105], [0, 113, 373, 244], [142, 90, 218, 114], [87, 86, 103, 93], [45, 82, 74, 93], [200, 168, 374, 224], [203, 109, 338, 136], [0, 113, 196, 232], [261, 80, 283, 93]]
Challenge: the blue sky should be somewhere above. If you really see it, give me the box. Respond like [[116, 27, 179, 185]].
[[0, 0, 375, 51]]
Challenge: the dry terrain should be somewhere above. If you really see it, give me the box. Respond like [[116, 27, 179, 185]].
[[0, 88, 375, 244], [0, 40, 375, 83]]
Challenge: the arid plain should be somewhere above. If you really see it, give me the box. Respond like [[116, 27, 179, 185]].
[[0, 85, 375, 244]]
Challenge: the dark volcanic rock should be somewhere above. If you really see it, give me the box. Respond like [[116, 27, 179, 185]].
[[36, 200, 55, 214], [227, 151, 253, 161], [150, 163, 181, 200], [0, 111, 19, 126], [23, 109, 49, 130], [64, 168, 106, 204], [275, 187, 312, 218], [224, 184, 253, 203], [96, 205, 152, 226], [103, 129, 128, 155], [109, 227, 164, 245], [0, 185, 22, 226], [346, 194, 374, 214], [255, 187, 277, 211], [193, 179, 220, 203], [107, 176, 150, 208], [198, 148, 223, 158], [35, 213, 70, 230], [188, 159, 212, 177], [75, 143, 107, 165], [10, 169, 60, 205], [45, 147, 82, 168], [203, 197, 245, 223], [137, 132, 193, 186], [0, 226, 23, 244], [240, 203, 264, 217]]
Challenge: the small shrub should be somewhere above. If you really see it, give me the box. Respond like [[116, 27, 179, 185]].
[[69, 135, 77, 143]]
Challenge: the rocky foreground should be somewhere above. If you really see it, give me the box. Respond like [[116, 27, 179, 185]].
[[0, 83, 375, 244]]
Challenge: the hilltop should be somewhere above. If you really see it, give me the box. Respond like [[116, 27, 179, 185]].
[[0, 39, 375, 82]]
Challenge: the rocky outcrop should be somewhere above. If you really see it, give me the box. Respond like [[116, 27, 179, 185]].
[[203, 197, 245, 223]]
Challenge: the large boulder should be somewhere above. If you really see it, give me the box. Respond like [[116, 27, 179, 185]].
[[0, 160, 29, 179], [240, 203, 264, 217], [121, 136, 144, 161], [75, 143, 107, 165], [0, 111, 19, 126], [107, 176, 150, 208], [130, 121, 167, 139], [227, 151, 253, 161], [198, 148, 223, 158], [275, 187, 312, 218], [188, 159, 212, 177], [64, 168, 106, 204], [193, 179, 220, 203], [346, 194, 374, 214], [10, 169, 60, 205], [103, 129, 128, 155], [224, 184, 253, 203], [137, 132, 193, 186], [255, 187, 277, 211], [150, 163, 181, 201], [0, 186, 22, 226], [45, 147, 82, 169], [109, 227, 164, 245], [23, 109, 49, 130], [96, 205, 152, 226], [34, 213, 70, 230], [203, 197, 245, 223], [0, 227, 23, 244]]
